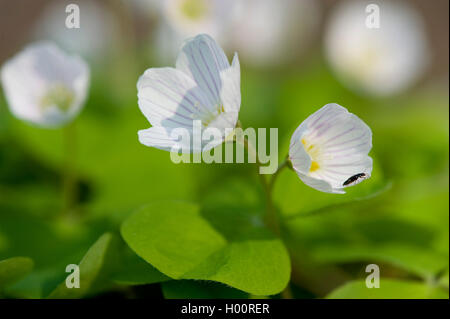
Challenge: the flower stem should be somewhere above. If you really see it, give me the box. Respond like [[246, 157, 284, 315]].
[[238, 129, 293, 298], [260, 156, 290, 235], [239, 134, 290, 234], [62, 122, 77, 218], [268, 157, 289, 191]]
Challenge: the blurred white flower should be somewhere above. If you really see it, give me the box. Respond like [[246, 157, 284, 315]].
[[324, 0, 429, 96], [153, 0, 233, 63], [138, 34, 240, 152], [289, 104, 372, 194], [227, 0, 320, 66], [1, 42, 90, 128], [163, 0, 228, 38], [33, 1, 117, 61]]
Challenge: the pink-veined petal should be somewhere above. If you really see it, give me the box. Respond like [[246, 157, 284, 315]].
[[176, 34, 230, 109], [137, 67, 211, 128]]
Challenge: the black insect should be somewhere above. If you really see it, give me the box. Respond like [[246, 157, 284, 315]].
[[343, 173, 367, 186]]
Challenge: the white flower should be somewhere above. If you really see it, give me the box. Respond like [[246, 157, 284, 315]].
[[1, 42, 90, 128], [227, 0, 320, 66], [33, 1, 117, 61], [163, 0, 229, 38], [138, 34, 240, 152], [289, 104, 373, 194], [324, 0, 429, 96], [153, 0, 232, 64]]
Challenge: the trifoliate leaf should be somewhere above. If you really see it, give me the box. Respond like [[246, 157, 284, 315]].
[[112, 246, 169, 286], [121, 201, 290, 296]]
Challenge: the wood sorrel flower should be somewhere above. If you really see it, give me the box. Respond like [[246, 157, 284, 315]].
[[33, 1, 116, 61], [228, 0, 319, 67], [289, 104, 373, 194], [153, 0, 232, 64], [324, 0, 428, 96], [1, 42, 89, 128], [163, 0, 230, 39], [137, 34, 240, 152]]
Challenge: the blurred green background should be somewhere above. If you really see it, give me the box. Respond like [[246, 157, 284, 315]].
[[0, 0, 448, 299]]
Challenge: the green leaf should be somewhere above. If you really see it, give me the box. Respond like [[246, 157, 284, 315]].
[[0, 211, 114, 298], [0, 232, 7, 251], [112, 246, 169, 286], [391, 180, 449, 232], [48, 232, 118, 299], [122, 202, 227, 278], [439, 270, 449, 289], [312, 244, 448, 280], [121, 201, 290, 296], [326, 279, 449, 299], [0, 257, 34, 289], [162, 280, 248, 299]]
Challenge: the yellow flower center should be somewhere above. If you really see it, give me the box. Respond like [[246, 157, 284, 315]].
[[302, 138, 321, 172], [180, 0, 208, 20], [193, 104, 225, 127], [309, 161, 320, 172], [40, 84, 75, 112]]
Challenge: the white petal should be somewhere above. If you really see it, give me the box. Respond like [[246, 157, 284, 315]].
[[303, 104, 372, 160], [198, 111, 238, 152], [1, 41, 89, 127], [1, 60, 43, 123], [137, 67, 211, 128], [296, 171, 345, 194], [138, 34, 240, 154], [289, 124, 311, 174], [138, 126, 199, 153], [289, 103, 373, 193], [69, 56, 90, 114], [318, 156, 373, 189], [209, 111, 238, 131], [324, 0, 429, 96], [302, 103, 348, 133], [219, 52, 241, 113], [176, 34, 230, 108]]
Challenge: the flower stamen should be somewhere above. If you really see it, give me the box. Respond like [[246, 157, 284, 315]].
[[191, 103, 225, 127], [310, 161, 320, 172], [40, 83, 75, 112]]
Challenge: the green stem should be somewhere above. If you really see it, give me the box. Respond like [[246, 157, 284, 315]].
[[62, 122, 77, 217], [237, 128, 293, 298], [238, 134, 290, 234], [262, 174, 280, 235], [268, 157, 289, 191], [264, 157, 290, 235]]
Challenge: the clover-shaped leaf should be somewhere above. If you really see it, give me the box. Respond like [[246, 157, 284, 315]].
[[121, 201, 290, 296], [112, 246, 169, 286]]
